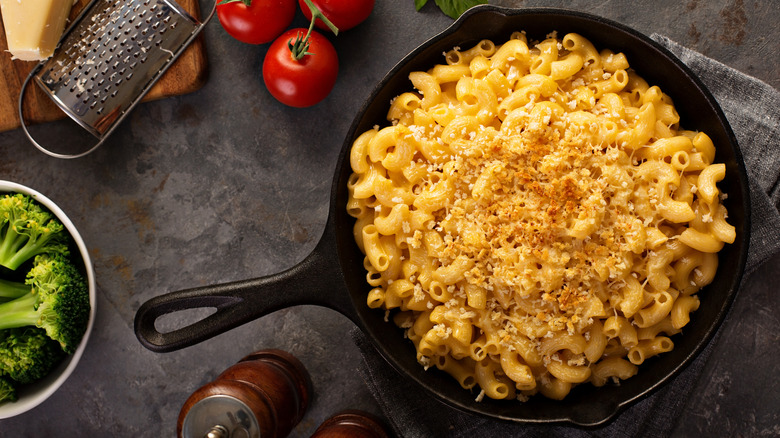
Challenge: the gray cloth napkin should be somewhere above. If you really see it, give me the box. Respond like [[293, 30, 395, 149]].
[[351, 35, 780, 438]]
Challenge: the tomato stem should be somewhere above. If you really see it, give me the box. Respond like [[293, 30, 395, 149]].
[[303, 0, 339, 35], [288, 0, 339, 61], [216, 0, 250, 6]]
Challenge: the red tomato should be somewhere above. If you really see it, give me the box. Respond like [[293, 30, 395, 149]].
[[217, 0, 296, 45], [262, 28, 339, 107], [298, 0, 375, 32]]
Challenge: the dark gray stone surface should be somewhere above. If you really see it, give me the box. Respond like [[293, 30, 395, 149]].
[[0, 0, 777, 436]]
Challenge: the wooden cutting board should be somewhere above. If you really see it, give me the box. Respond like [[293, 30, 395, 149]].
[[0, 0, 208, 133]]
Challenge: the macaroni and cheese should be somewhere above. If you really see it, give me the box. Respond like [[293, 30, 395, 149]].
[[346, 31, 734, 401]]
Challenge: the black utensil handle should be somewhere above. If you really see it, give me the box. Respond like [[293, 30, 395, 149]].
[[134, 229, 356, 352]]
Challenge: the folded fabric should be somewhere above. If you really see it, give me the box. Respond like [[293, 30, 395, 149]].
[[352, 35, 780, 438]]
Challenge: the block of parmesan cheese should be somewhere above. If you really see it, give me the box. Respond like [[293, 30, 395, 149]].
[[0, 0, 74, 61]]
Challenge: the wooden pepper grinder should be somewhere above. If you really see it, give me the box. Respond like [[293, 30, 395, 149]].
[[311, 410, 391, 438], [177, 349, 311, 438]]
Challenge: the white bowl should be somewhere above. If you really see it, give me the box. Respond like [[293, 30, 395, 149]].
[[0, 180, 96, 419]]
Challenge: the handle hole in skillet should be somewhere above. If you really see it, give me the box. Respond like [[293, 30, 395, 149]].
[[154, 307, 217, 334]]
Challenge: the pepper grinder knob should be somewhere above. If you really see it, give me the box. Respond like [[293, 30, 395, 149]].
[[177, 349, 312, 438], [311, 410, 391, 438]]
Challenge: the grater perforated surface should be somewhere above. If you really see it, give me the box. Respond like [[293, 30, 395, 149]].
[[34, 0, 201, 137]]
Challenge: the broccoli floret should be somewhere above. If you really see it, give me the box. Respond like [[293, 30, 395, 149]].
[[0, 194, 70, 271], [0, 327, 65, 384], [0, 253, 90, 354], [0, 376, 16, 404]]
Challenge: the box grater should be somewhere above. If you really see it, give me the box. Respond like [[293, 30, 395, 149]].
[[18, 0, 216, 159]]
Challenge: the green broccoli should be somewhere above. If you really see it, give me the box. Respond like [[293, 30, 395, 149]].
[[0, 253, 90, 354], [0, 327, 65, 384], [0, 376, 16, 404], [0, 278, 30, 301], [0, 194, 70, 271]]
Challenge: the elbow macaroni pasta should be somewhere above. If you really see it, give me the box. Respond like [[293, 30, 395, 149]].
[[347, 31, 734, 401]]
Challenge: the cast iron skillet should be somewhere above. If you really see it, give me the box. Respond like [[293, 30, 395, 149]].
[[135, 5, 750, 425]]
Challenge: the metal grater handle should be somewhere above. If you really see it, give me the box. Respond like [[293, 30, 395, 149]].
[[19, 0, 216, 159]]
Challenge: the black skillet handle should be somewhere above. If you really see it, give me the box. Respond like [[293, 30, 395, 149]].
[[134, 229, 356, 353]]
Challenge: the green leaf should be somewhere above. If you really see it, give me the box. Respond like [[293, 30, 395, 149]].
[[415, 0, 429, 11], [432, 0, 487, 19]]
